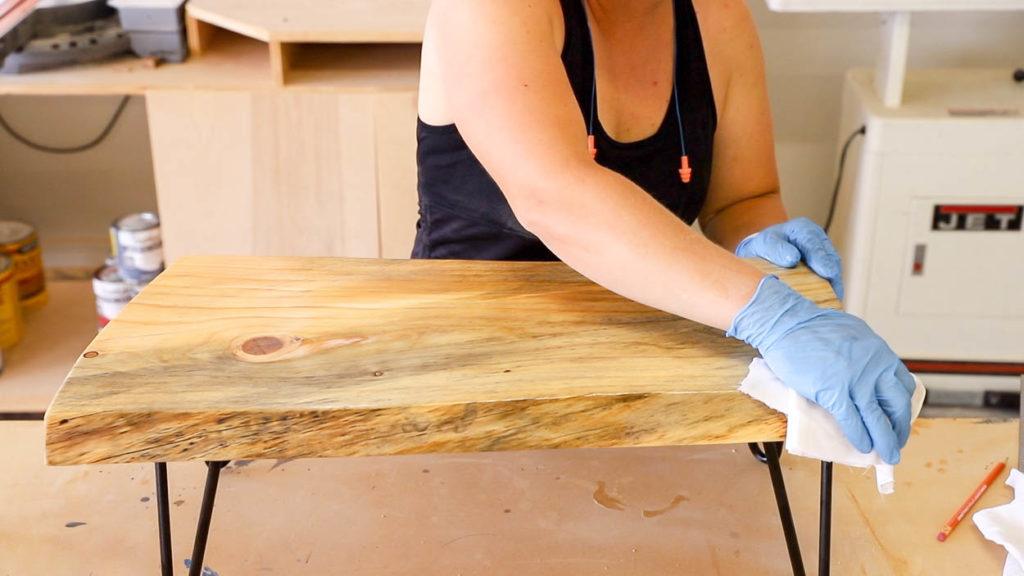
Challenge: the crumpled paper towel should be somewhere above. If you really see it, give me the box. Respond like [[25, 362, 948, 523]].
[[973, 468, 1024, 576], [739, 358, 927, 494]]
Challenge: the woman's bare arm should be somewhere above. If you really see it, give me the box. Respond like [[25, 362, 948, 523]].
[[430, 0, 766, 331], [696, 0, 788, 252]]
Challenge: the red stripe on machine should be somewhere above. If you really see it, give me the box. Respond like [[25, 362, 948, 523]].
[[938, 205, 1020, 214], [903, 360, 1024, 376]]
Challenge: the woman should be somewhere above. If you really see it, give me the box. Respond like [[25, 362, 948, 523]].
[[413, 0, 915, 464]]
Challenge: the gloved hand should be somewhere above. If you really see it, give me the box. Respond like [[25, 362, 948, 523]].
[[735, 218, 844, 301], [728, 275, 915, 464]]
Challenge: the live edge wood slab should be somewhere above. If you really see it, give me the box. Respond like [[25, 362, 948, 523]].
[[44, 255, 839, 466]]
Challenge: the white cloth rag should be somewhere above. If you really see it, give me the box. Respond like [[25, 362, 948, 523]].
[[739, 358, 927, 494], [973, 468, 1024, 576]]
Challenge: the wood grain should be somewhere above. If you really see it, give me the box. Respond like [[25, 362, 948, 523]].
[[45, 256, 840, 465]]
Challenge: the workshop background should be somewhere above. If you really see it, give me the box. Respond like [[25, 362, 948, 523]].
[[3, 4, 1024, 268], [0, 3, 1021, 575]]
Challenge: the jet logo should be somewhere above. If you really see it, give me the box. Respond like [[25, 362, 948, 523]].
[[932, 205, 1023, 231]]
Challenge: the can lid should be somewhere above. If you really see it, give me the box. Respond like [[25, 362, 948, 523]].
[[0, 220, 35, 246], [93, 264, 125, 283], [114, 212, 160, 232]]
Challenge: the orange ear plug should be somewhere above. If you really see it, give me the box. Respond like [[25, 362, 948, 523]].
[[588, 135, 597, 159], [679, 155, 692, 183]]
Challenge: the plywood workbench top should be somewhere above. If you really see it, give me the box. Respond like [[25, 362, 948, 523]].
[[7, 418, 1019, 575], [44, 255, 839, 466]]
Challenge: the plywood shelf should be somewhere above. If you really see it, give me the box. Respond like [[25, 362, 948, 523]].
[[0, 279, 98, 414], [0, 29, 271, 95], [282, 43, 420, 90], [0, 13, 422, 94], [185, 0, 431, 44], [185, 1, 424, 86]]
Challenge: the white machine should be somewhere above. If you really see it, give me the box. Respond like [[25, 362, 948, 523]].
[[766, 1, 1024, 405], [833, 68, 1024, 365]]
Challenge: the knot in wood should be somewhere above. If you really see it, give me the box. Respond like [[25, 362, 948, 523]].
[[232, 334, 304, 363], [241, 336, 285, 356], [231, 334, 364, 363]]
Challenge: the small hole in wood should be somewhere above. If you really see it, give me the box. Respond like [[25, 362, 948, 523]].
[[83, 351, 99, 358]]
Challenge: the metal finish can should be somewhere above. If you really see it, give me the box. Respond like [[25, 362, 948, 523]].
[[0, 220, 48, 312], [0, 255, 26, 348], [92, 264, 134, 330], [110, 211, 164, 282]]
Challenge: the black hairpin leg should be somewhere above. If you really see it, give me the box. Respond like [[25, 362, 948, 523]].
[[155, 463, 174, 576], [819, 461, 833, 576], [153, 461, 230, 576], [189, 461, 229, 576], [763, 441, 806, 576], [752, 443, 834, 576], [748, 442, 768, 463]]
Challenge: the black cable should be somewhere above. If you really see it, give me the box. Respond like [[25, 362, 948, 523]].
[[823, 125, 866, 234], [0, 94, 131, 154], [671, 27, 687, 159]]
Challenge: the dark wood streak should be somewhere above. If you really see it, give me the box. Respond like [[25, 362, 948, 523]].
[[46, 392, 787, 465]]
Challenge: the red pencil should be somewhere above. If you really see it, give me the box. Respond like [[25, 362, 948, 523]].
[[936, 460, 1007, 542]]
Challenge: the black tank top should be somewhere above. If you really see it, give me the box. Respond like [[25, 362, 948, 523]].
[[412, 0, 717, 261]]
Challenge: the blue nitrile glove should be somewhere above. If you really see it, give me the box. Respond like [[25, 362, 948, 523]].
[[727, 275, 915, 464], [735, 218, 844, 301]]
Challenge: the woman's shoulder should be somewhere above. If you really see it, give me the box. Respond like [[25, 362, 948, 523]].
[[691, 0, 762, 59], [690, 0, 764, 112], [424, 0, 563, 40], [421, 0, 565, 78], [419, 0, 566, 125]]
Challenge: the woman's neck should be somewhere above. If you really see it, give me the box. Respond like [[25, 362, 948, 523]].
[[583, 0, 671, 40]]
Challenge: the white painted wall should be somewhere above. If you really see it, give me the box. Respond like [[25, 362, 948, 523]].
[[0, 94, 157, 269], [1, 3, 1023, 270], [751, 4, 1024, 219]]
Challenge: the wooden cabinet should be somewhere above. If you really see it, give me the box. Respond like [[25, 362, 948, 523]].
[[148, 86, 419, 262], [150, 2, 426, 262]]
